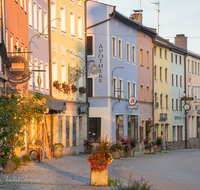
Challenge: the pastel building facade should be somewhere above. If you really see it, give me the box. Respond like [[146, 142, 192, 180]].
[[154, 36, 171, 142], [169, 45, 186, 148], [50, 0, 87, 155]]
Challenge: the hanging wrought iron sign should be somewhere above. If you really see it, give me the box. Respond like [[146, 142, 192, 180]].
[[7, 56, 30, 84], [68, 65, 85, 83]]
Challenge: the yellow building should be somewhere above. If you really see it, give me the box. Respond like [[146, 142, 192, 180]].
[[154, 36, 171, 142], [50, 0, 87, 155]]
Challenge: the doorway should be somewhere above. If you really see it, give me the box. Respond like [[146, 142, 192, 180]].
[[89, 118, 101, 141]]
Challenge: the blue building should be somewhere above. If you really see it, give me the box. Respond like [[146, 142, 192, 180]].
[[86, 1, 141, 144]]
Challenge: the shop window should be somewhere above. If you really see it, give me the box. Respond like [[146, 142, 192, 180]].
[[58, 116, 62, 143], [116, 115, 124, 140], [89, 118, 101, 142]]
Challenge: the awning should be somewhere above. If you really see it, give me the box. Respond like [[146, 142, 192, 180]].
[[0, 42, 11, 67]]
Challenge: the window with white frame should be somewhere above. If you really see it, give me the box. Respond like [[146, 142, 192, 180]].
[[180, 55, 182, 65], [28, 0, 32, 26], [165, 50, 167, 59], [40, 62, 44, 89], [175, 54, 177, 64], [62, 65, 66, 83], [154, 65, 157, 80], [60, 6, 66, 32], [128, 81, 131, 99], [51, 1, 56, 28], [24, 0, 27, 12], [70, 12, 75, 36], [176, 99, 178, 111], [160, 48, 162, 58], [112, 37, 116, 57], [180, 75, 182, 87], [45, 63, 49, 90], [192, 61, 194, 73], [10, 34, 13, 56], [172, 74, 174, 86], [78, 0, 81, 7], [78, 16, 82, 39], [126, 43, 130, 62], [119, 79, 123, 98], [38, 7, 42, 33], [20, 0, 23, 8], [118, 39, 122, 59], [33, 2, 37, 30], [113, 78, 117, 97], [198, 63, 200, 75], [132, 45, 135, 63], [172, 98, 174, 111], [52, 62, 58, 82], [171, 53, 173, 63], [133, 83, 136, 98], [165, 68, 168, 82], [195, 62, 197, 74], [188, 85, 190, 97], [155, 93, 158, 108], [140, 49, 143, 66], [87, 36, 93, 56], [176, 75, 178, 87], [180, 99, 182, 111], [188, 59, 190, 73], [160, 67, 162, 81], [44, 11, 47, 35], [166, 95, 168, 109], [160, 94, 163, 108]]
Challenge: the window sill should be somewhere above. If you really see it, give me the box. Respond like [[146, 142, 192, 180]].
[[78, 38, 83, 43], [147, 67, 150, 69], [140, 65, 143, 67], [78, 5, 82, 8], [52, 27, 57, 33], [70, 35, 75, 40], [61, 30, 66, 36]]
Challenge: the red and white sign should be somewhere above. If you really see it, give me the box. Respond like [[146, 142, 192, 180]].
[[129, 97, 136, 105]]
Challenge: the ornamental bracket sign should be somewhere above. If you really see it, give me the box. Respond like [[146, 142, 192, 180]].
[[181, 97, 194, 101]]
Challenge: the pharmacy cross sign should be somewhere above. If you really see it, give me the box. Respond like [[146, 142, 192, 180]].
[[129, 97, 137, 105]]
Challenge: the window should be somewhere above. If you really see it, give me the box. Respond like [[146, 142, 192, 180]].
[[40, 62, 44, 88], [87, 36, 93, 56], [118, 40, 122, 59], [78, 16, 82, 39], [45, 64, 49, 90], [172, 74, 174, 86], [66, 116, 70, 147], [33, 2, 37, 30], [166, 95, 168, 109], [198, 63, 200, 75], [20, 0, 23, 8], [88, 78, 93, 97], [192, 61, 194, 73], [61, 65, 66, 83], [195, 62, 197, 74], [116, 115, 124, 140], [89, 118, 101, 141], [61, 6, 66, 32], [155, 93, 158, 108], [172, 99, 174, 111], [176, 75, 178, 87], [51, 2, 56, 28], [140, 49, 143, 66], [24, 0, 27, 12], [160, 94, 163, 108], [165, 50, 167, 59], [119, 79, 123, 98], [160, 48, 162, 58], [38, 7, 42, 33], [171, 53, 173, 63], [133, 83, 136, 98], [70, 12, 75, 36], [52, 62, 58, 82], [141, 85, 143, 101], [147, 86, 149, 102], [128, 115, 138, 141], [126, 43, 130, 62], [180, 76, 182, 87], [180, 56, 182, 65], [58, 116, 63, 143], [165, 68, 168, 82], [154, 47, 157, 56], [113, 78, 117, 97], [180, 99, 182, 111], [112, 37, 116, 57], [128, 82, 131, 99], [154, 66, 157, 80], [188, 59, 190, 73], [175, 54, 177, 64], [44, 11, 47, 35], [160, 67, 162, 81], [176, 99, 178, 111], [78, 0, 81, 7], [147, 51, 149, 67], [132, 46, 135, 63], [188, 85, 190, 97], [73, 116, 76, 146]]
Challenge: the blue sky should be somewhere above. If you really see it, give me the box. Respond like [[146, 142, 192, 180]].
[[98, 0, 200, 54]]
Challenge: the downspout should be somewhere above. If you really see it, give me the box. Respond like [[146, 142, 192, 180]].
[[48, 0, 53, 156], [152, 38, 156, 141], [184, 54, 187, 149]]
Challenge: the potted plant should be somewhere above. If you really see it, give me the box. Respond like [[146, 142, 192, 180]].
[[114, 141, 122, 151], [62, 82, 70, 94], [0, 88, 48, 173], [119, 137, 131, 158], [156, 137, 162, 152], [86, 136, 113, 186], [22, 154, 31, 166], [53, 80, 63, 92], [79, 86, 87, 94], [71, 84, 78, 93], [54, 143, 64, 158], [110, 144, 120, 159]]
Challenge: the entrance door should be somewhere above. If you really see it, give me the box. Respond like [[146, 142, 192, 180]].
[[177, 126, 180, 148], [89, 118, 101, 141]]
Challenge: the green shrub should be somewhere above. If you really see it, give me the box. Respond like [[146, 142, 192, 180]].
[[110, 144, 116, 152], [11, 154, 22, 170], [22, 154, 31, 165], [108, 177, 116, 186]]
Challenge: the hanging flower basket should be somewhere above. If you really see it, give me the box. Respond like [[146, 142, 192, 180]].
[[71, 84, 78, 93], [79, 86, 87, 94], [53, 80, 63, 92], [62, 82, 70, 94]]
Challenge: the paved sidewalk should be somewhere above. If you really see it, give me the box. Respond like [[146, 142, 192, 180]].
[[0, 149, 197, 190]]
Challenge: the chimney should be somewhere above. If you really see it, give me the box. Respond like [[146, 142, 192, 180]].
[[129, 10, 143, 24], [175, 34, 187, 50]]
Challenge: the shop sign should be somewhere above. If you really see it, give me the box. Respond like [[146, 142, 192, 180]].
[[129, 97, 137, 105], [127, 105, 139, 109], [7, 56, 30, 84], [98, 45, 104, 83]]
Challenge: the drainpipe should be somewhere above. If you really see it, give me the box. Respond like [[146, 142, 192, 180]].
[[184, 54, 187, 149], [48, 0, 53, 156]]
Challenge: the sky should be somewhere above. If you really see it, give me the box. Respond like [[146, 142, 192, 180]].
[[98, 0, 200, 54]]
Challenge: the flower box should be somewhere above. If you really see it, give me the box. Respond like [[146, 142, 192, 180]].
[[3, 160, 15, 174], [112, 151, 120, 159], [91, 170, 108, 186], [127, 149, 135, 157], [143, 147, 155, 154], [54, 144, 64, 158], [156, 146, 162, 152], [120, 150, 127, 158]]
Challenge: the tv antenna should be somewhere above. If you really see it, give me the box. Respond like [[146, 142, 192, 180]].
[[151, 1, 160, 35]]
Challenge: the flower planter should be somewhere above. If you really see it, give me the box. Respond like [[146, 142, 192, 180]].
[[120, 150, 127, 158], [3, 160, 15, 174], [156, 146, 162, 152], [54, 145, 64, 158], [143, 148, 155, 154], [91, 170, 108, 186], [127, 149, 135, 157], [112, 151, 120, 159]]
